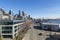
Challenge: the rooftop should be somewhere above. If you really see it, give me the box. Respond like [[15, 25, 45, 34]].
[[43, 19, 60, 24], [0, 20, 25, 25]]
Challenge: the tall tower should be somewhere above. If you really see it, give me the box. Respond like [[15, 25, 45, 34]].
[[19, 10, 21, 17], [28, 15, 30, 18], [9, 10, 11, 15], [22, 11, 25, 16], [9, 10, 14, 20], [22, 11, 26, 20]]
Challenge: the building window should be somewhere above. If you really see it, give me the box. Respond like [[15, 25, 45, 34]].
[[14, 33, 17, 36], [14, 26, 17, 28], [3, 35, 12, 39], [2, 26, 12, 33], [14, 29, 17, 32], [44, 25, 47, 28], [2, 27, 12, 32], [2, 27, 12, 29], [2, 31, 12, 33]]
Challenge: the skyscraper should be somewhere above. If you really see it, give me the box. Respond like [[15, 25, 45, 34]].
[[19, 10, 21, 17], [9, 10, 14, 15], [22, 11, 25, 16], [8, 10, 14, 20], [9, 10, 11, 15]]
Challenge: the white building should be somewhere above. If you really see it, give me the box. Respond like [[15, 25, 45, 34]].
[[42, 19, 60, 31], [0, 8, 9, 20], [0, 9, 26, 40], [1, 20, 26, 40]]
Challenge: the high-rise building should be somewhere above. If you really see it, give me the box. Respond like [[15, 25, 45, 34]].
[[22, 11, 25, 16], [28, 15, 30, 19], [9, 10, 11, 15], [8, 10, 14, 20], [18, 10, 21, 17]]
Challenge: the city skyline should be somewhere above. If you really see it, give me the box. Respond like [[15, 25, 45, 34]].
[[0, 0, 60, 18]]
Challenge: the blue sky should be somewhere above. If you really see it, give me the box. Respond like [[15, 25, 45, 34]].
[[0, 0, 60, 18]]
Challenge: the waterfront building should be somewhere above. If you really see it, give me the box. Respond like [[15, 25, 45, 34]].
[[42, 19, 60, 31]]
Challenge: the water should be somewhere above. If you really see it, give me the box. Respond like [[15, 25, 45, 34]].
[[47, 19, 60, 24]]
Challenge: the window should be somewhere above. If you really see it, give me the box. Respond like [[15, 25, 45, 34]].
[[2, 27, 12, 31], [2, 31, 12, 33], [14, 26, 17, 28], [3, 35, 12, 38], [14, 29, 17, 32], [14, 33, 17, 36], [2, 27, 12, 29], [44, 25, 47, 28]]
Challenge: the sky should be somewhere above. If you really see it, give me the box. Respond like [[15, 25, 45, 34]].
[[0, 0, 60, 19]]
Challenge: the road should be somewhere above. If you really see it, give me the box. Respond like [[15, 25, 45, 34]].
[[23, 23, 60, 40], [30, 23, 53, 40]]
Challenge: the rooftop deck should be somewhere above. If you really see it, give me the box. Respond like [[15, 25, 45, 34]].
[[0, 20, 25, 25]]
